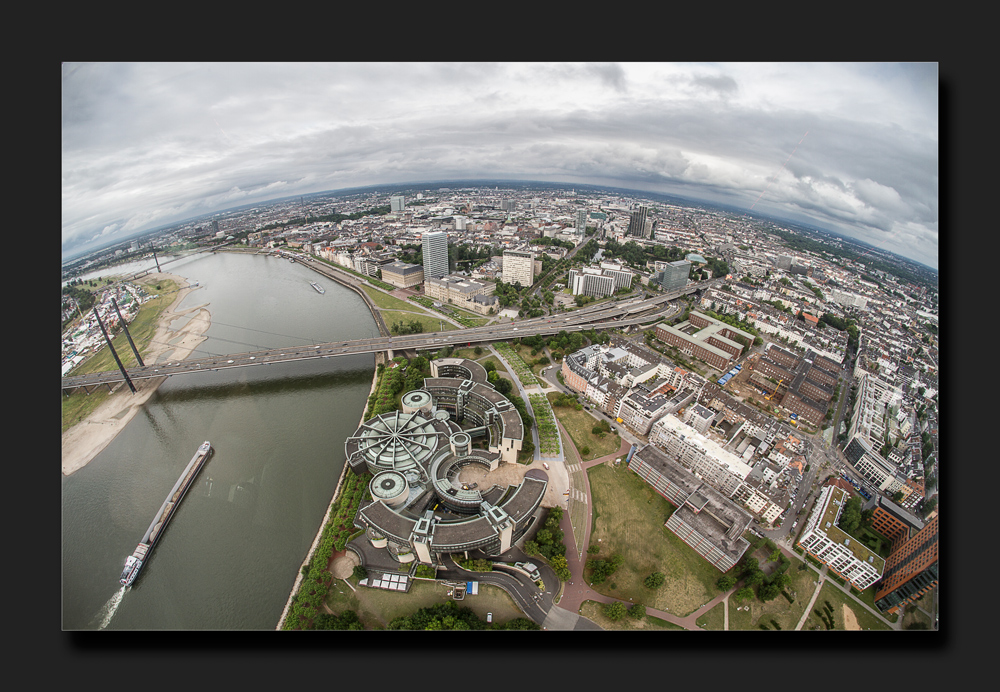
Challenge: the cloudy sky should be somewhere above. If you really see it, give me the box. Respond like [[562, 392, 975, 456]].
[[62, 62, 938, 268]]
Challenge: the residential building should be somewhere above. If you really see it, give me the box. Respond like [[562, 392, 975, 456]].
[[874, 515, 938, 614], [628, 444, 752, 572], [796, 483, 885, 590]]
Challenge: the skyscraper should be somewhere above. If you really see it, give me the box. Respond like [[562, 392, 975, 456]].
[[390, 195, 405, 213], [656, 260, 691, 292], [422, 231, 449, 280], [576, 209, 588, 235], [627, 206, 649, 238]]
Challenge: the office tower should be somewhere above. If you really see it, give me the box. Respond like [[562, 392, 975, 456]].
[[627, 206, 649, 238], [390, 195, 405, 213], [874, 514, 939, 614], [422, 231, 449, 280], [502, 249, 535, 287], [576, 209, 588, 234], [657, 260, 691, 292]]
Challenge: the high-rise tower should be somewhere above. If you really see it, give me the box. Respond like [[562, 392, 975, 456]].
[[422, 231, 449, 280], [627, 206, 649, 238]]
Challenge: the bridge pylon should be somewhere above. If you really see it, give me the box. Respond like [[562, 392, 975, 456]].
[[93, 308, 136, 394], [112, 298, 144, 367]]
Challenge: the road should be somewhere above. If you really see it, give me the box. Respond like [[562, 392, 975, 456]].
[[62, 276, 715, 392]]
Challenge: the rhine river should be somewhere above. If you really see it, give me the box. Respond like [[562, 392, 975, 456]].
[[61, 251, 377, 630]]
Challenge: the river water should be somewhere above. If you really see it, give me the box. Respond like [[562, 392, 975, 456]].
[[61, 251, 377, 630]]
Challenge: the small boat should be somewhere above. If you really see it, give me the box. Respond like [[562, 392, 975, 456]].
[[310, 281, 325, 294]]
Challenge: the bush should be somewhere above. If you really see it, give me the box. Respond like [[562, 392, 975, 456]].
[[603, 601, 628, 621], [644, 572, 665, 589]]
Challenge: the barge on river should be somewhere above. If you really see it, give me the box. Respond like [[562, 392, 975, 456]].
[[119, 441, 213, 587]]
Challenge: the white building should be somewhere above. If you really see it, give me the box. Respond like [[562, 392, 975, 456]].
[[502, 249, 536, 287]]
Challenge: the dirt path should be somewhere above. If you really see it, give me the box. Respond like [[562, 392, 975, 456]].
[[842, 603, 861, 630], [61, 272, 210, 476]]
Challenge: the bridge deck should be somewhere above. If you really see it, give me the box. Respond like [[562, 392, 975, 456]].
[[62, 273, 711, 391]]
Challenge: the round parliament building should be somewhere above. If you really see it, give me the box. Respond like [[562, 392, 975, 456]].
[[344, 358, 547, 567]]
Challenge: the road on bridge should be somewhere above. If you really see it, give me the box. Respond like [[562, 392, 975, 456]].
[[62, 275, 717, 392]]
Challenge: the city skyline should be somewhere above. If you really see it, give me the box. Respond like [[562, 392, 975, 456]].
[[62, 62, 938, 268]]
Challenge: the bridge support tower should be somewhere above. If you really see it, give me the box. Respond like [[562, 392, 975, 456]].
[[93, 308, 137, 394]]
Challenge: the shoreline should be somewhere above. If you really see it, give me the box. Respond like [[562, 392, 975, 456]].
[[276, 351, 384, 630], [61, 271, 211, 476]]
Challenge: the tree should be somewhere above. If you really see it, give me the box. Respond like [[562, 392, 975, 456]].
[[733, 587, 754, 603], [644, 572, 665, 589], [629, 603, 646, 620], [603, 601, 628, 621], [352, 565, 368, 581], [758, 582, 782, 602], [717, 575, 737, 591]]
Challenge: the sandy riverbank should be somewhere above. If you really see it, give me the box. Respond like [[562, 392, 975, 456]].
[[61, 272, 212, 476]]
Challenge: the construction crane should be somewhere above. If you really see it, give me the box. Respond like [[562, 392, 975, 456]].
[[765, 379, 783, 400]]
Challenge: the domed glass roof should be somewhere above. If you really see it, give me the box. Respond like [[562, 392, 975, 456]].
[[351, 409, 441, 473]]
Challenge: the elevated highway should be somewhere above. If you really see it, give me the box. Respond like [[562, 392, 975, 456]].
[[61, 276, 716, 393]]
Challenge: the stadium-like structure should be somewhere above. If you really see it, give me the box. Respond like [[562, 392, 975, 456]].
[[345, 358, 547, 567]]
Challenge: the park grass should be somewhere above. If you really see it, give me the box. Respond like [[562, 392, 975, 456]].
[[579, 600, 684, 630], [361, 285, 426, 312], [547, 391, 621, 461], [585, 463, 721, 617], [727, 552, 817, 631], [61, 277, 180, 432], [696, 601, 726, 630], [323, 577, 524, 629], [799, 581, 892, 631], [380, 309, 460, 334]]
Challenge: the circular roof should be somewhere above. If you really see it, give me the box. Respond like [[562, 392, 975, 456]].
[[354, 410, 441, 472], [370, 471, 408, 500], [401, 389, 431, 408]]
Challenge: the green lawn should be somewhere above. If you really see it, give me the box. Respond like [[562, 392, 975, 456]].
[[579, 600, 684, 630], [726, 551, 817, 630], [586, 463, 723, 617], [323, 577, 524, 630], [799, 581, 893, 631], [361, 285, 425, 312], [380, 310, 461, 334], [547, 392, 621, 461], [696, 601, 726, 630]]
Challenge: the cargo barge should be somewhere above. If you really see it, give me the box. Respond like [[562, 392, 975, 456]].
[[310, 281, 325, 294], [119, 441, 213, 587]]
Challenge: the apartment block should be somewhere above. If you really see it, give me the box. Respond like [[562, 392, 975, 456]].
[[628, 444, 752, 572], [796, 484, 885, 591], [874, 515, 938, 614]]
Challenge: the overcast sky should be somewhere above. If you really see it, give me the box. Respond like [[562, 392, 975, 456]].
[[62, 62, 938, 268]]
